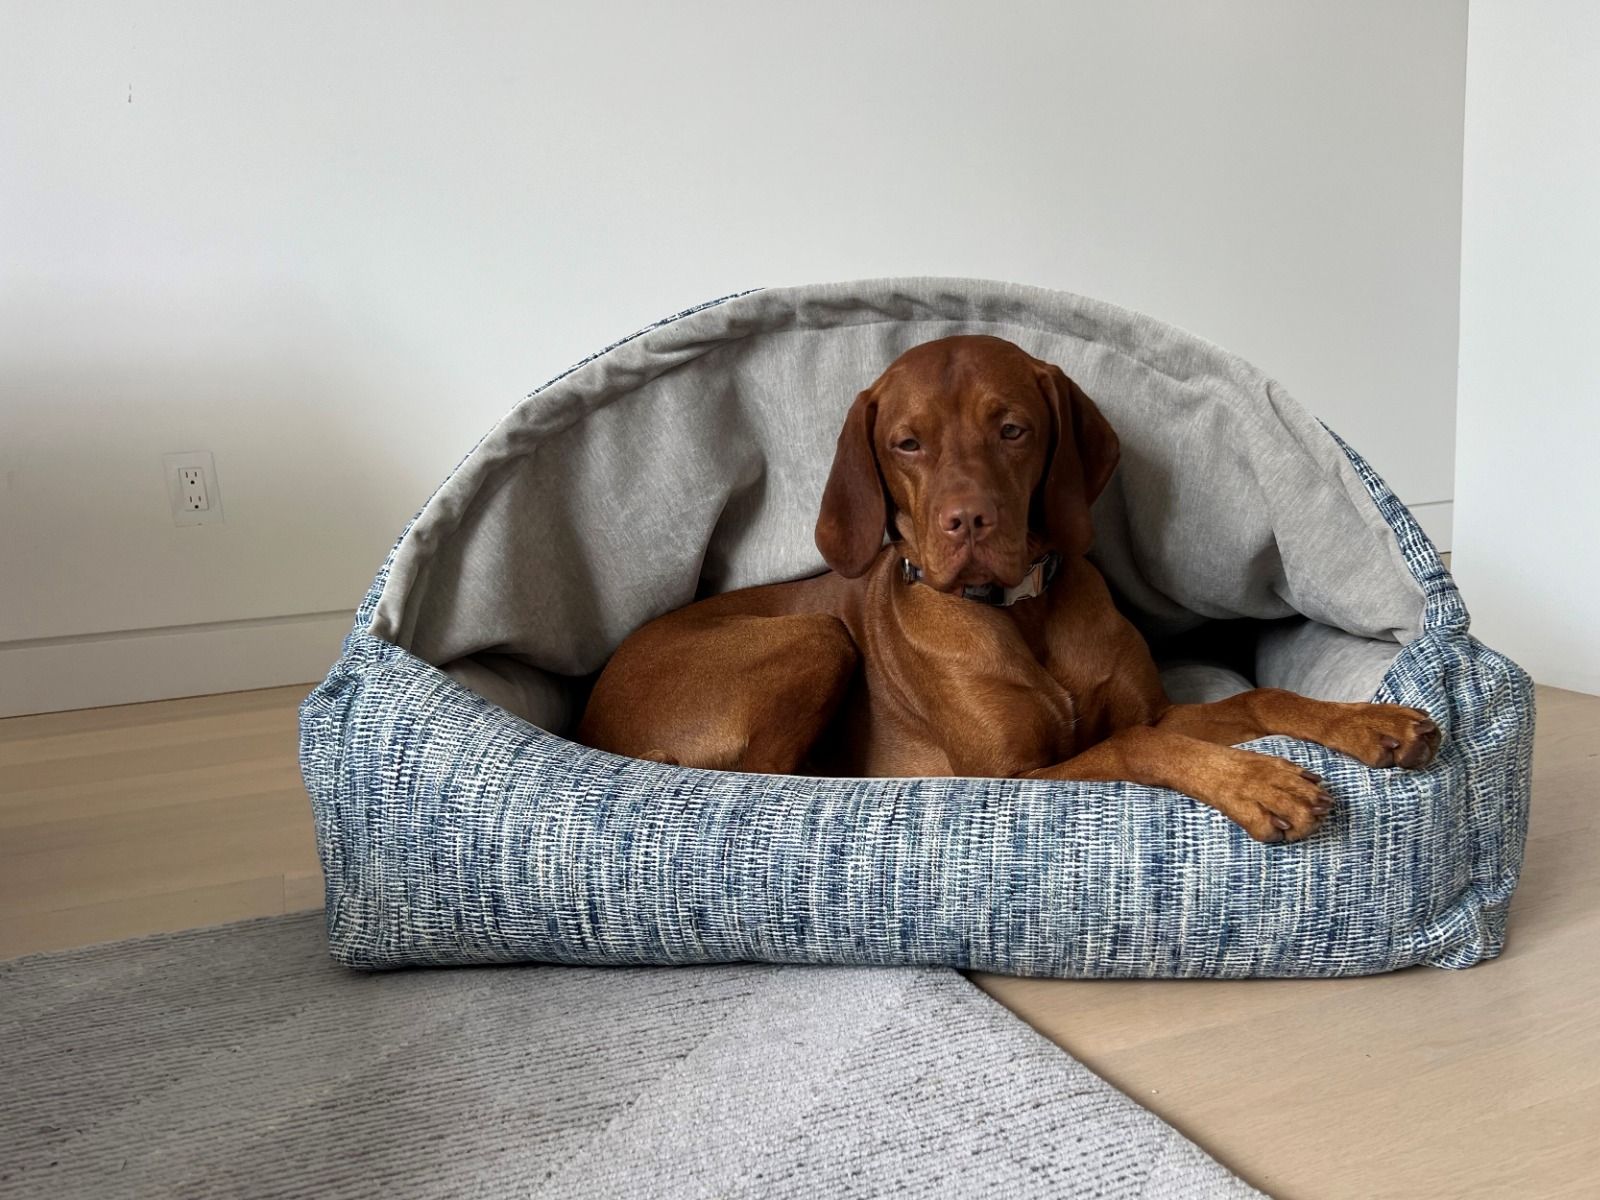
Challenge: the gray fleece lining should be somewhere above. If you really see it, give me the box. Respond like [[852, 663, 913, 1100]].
[[366, 279, 1425, 731]]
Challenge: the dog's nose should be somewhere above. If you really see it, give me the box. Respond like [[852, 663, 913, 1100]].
[[938, 497, 996, 541]]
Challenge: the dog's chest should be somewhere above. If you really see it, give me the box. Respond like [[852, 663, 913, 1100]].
[[832, 590, 1076, 775]]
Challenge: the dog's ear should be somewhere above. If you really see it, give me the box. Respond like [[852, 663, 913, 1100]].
[[815, 388, 889, 577], [1034, 364, 1120, 558]]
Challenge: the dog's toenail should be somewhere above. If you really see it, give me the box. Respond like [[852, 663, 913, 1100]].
[[1302, 770, 1322, 783], [1380, 735, 1400, 749]]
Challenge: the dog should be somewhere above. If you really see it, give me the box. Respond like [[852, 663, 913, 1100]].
[[578, 334, 1439, 842]]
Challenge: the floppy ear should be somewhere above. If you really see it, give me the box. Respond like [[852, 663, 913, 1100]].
[[1034, 364, 1121, 558], [814, 388, 890, 577]]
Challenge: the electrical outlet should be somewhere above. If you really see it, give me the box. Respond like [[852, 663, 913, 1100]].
[[163, 450, 225, 526], [178, 467, 208, 511]]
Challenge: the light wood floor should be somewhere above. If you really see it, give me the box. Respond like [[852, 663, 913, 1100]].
[[2, 682, 1595, 1198], [0, 685, 323, 958]]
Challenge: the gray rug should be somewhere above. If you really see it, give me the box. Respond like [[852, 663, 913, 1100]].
[[1, 915, 1258, 1198]]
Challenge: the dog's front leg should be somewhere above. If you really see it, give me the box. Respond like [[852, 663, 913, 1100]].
[[1153, 688, 1442, 770], [1027, 725, 1334, 844]]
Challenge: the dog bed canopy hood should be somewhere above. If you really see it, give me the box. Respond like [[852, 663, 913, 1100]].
[[300, 278, 1533, 976]]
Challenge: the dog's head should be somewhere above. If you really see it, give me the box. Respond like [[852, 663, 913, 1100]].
[[814, 334, 1120, 589]]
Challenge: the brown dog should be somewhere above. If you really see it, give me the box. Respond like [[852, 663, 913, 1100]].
[[578, 335, 1440, 842]]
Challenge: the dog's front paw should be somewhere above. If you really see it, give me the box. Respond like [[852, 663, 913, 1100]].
[[1219, 753, 1334, 844], [1331, 704, 1442, 770]]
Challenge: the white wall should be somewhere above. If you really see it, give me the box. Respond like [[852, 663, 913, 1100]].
[[1454, 1, 1600, 696], [0, 1, 1468, 715]]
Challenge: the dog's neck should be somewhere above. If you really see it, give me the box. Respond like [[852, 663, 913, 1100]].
[[898, 551, 1063, 608]]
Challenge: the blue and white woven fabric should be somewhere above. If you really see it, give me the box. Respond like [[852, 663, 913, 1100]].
[[299, 280, 1533, 975]]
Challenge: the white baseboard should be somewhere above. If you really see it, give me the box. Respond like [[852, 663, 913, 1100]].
[[0, 611, 354, 718], [1406, 499, 1453, 553]]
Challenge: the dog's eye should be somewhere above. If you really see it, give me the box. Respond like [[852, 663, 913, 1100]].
[[894, 437, 921, 453], [1000, 423, 1026, 441]]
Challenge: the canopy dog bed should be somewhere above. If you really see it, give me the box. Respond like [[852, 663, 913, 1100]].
[[299, 279, 1534, 976]]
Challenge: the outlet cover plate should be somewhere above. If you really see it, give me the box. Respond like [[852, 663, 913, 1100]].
[[163, 450, 225, 526]]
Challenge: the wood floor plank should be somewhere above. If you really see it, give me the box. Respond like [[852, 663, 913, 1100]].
[[0, 875, 289, 959], [0, 761, 305, 830], [0, 816, 320, 915], [2, 785, 312, 857], [0, 684, 311, 744], [1, 728, 295, 795], [284, 869, 326, 913], [0, 705, 295, 766]]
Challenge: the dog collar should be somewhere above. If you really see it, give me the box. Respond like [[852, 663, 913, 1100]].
[[899, 551, 1063, 607]]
